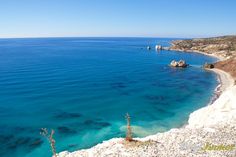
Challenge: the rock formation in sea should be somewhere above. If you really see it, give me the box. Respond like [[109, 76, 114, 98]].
[[155, 45, 162, 50], [170, 60, 188, 68], [203, 63, 214, 69]]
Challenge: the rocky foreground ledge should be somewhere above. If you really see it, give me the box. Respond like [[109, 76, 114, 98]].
[[59, 36, 236, 157]]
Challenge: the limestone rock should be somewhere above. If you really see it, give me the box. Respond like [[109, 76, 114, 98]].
[[170, 60, 188, 68]]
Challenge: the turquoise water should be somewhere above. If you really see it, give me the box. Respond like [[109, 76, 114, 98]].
[[0, 38, 218, 157]]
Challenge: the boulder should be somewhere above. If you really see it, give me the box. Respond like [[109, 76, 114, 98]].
[[178, 60, 187, 67], [203, 63, 214, 69], [147, 46, 151, 50], [155, 45, 162, 50], [170, 60, 188, 68], [170, 60, 178, 67]]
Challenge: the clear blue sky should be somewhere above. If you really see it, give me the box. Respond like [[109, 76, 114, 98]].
[[0, 0, 235, 38]]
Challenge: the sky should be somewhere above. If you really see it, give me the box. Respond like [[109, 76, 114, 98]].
[[0, 0, 235, 38]]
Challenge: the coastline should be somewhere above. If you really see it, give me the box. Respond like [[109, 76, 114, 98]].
[[212, 68, 234, 92], [168, 47, 226, 61], [208, 68, 234, 104], [169, 48, 234, 104], [58, 50, 236, 157]]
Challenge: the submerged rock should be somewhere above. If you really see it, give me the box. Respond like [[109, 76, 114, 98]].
[[29, 138, 43, 148], [170, 60, 188, 68], [83, 120, 111, 129], [53, 112, 82, 120], [57, 126, 77, 135]]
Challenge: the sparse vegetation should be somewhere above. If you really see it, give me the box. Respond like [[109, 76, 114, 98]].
[[125, 113, 133, 141], [40, 128, 57, 157], [171, 35, 236, 59]]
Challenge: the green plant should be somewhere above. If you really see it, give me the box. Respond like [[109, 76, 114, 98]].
[[40, 128, 57, 157]]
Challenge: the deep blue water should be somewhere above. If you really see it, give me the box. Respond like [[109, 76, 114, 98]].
[[0, 37, 218, 157]]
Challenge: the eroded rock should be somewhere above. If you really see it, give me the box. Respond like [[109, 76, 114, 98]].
[[170, 60, 188, 68]]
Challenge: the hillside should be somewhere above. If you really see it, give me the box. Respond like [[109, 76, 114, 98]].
[[170, 36, 236, 59]]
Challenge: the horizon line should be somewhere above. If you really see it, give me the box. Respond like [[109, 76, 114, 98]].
[[0, 34, 234, 40]]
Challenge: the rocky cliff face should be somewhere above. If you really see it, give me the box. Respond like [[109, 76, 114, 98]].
[[170, 36, 236, 59]]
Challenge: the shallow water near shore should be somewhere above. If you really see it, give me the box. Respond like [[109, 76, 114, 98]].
[[0, 37, 218, 157]]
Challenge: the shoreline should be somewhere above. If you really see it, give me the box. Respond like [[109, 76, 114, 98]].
[[168, 47, 226, 61], [170, 47, 235, 100], [58, 50, 236, 157], [212, 68, 234, 92], [169, 48, 234, 104], [208, 68, 234, 104]]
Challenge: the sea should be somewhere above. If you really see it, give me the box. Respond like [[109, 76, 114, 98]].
[[0, 37, 218, 157]]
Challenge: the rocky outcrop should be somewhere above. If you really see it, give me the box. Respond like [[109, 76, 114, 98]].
[[170, 60, 188, 68], [203, 63, 214, 69], [155, 45, 162, 50]]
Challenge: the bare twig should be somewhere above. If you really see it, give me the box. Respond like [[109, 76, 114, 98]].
[[125, 113, 133, 141], [40, 128, 57, 157]]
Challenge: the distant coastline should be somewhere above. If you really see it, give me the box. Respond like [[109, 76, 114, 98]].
[[169, 35, 236, 80]]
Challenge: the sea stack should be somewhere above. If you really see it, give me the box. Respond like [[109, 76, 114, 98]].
[[155, 45, 162, 50], [170, 60, 188, 68]]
